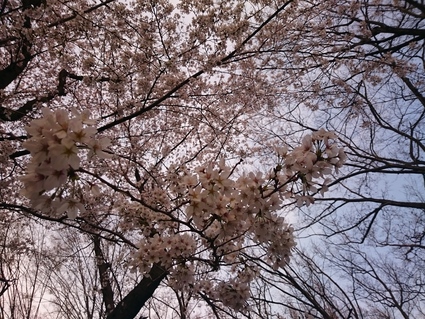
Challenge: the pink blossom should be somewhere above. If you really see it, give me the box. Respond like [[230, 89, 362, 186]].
[[57, 198, 86, 219], [49, 138, 80, 170]]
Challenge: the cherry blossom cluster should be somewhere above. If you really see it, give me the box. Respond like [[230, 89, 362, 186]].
[[186, 266, 258, 312], [133, 233, 197, 275], [186, 131, 344, 307], [20, 108, 111, 219], [176, 160, 294, 278], [275, 128, 347, 206], [215, 278, 251, 311], [130, 130, 345, 311], [20, 110, 345, 312]]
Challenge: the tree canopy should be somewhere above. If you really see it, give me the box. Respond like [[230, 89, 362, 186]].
[[1, 0, 424, 318]]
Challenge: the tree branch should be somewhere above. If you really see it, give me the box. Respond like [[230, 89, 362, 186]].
[[106, 264, 167, 319], [92, 235, 115, 315]]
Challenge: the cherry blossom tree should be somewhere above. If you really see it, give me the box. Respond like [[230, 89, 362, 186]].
[[0, 0, 346, 318], [2, 0, 424, 318]]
